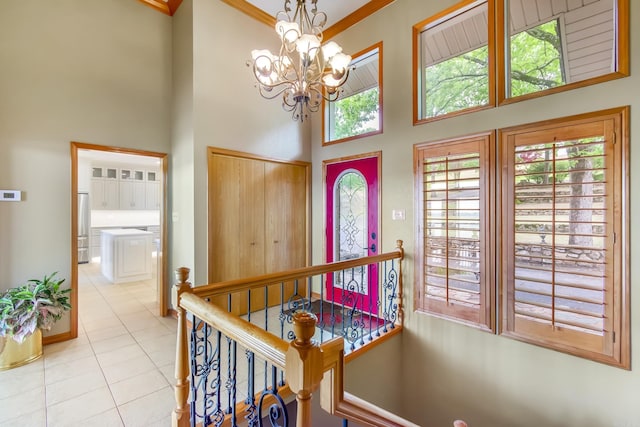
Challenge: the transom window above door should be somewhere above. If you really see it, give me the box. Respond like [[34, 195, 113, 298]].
[[323, 42, 383, 145]]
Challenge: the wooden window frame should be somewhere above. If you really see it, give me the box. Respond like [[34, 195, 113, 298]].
[[414, 132, 496, 332], [412, 0, 496, 125], [322, 42, 383, 146], [498, 107, 630, 369], [497, 0, 629, 106], [412, 0, 629, 123]]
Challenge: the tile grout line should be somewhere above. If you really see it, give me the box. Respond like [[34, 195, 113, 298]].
[[79, 266, 128, 426], [80, 262, 173, 425]]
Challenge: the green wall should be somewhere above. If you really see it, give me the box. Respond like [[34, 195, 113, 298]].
[[0, 0, 172, 336], [311, 1, 640, 426]]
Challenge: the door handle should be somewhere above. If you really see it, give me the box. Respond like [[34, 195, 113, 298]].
[[368, 243, 377, 253]]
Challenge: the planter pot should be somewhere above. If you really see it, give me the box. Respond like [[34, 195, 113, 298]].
[[0, 329, 43, 370]]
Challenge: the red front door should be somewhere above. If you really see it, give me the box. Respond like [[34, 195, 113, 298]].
[[325, 155, 379, 313]]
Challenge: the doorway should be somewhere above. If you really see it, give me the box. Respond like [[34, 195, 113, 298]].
[[324, 152, 381, 313], [70, 142, 168, 340]]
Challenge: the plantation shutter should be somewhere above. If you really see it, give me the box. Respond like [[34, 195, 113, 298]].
[[501, 114, 626, 366], [415, 134, 493, 331]]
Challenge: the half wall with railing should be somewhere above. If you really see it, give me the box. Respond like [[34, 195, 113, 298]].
[[171, 241, 413, 426]]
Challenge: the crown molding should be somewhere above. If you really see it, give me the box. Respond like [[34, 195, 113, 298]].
[[138, 0, 183, 16], [220, 0, 394, 38], [324, 0, 395, 40], [220, 0, 276, 26]]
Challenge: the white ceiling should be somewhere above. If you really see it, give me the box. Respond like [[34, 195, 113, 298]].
[[78, 149, 160, 167], [246, 0, 370, 29]]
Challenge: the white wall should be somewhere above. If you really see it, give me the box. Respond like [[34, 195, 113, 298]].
[[0, 0, 172, 335], [311, 1, 640, 426]]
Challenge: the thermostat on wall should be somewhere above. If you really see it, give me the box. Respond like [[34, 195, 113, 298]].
[[0, 190, 22, 201]]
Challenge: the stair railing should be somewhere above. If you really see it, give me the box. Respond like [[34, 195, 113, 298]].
[[171, 278, 418, 426], [172, 240, 409, 427]]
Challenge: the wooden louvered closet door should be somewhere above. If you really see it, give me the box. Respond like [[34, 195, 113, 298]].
[[208, 148, 309, 315]]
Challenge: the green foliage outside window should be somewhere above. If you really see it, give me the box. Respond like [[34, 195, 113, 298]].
[[424, 45, 489, 118], [510, 20, 565, 97], [331, 87, 380, 140], [421, 19, 565, 118]]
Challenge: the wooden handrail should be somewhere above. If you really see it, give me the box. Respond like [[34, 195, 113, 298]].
[[180, 292, 288, 369], [192, 240, 404, 299], [174, 296, 420, 427], [173, 240, 410, 427]]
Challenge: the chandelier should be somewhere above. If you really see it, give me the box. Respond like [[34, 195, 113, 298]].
[[248, 0, 352, 122]]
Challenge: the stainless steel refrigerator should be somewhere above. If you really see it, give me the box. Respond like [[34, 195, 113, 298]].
[[78, 192, 90, 264]]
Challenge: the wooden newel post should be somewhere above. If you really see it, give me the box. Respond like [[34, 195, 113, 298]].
[[286, 312, 323, 427], [172, 267, 192, 427]]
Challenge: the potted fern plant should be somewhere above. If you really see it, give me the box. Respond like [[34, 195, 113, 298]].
[[0, 272, 71, 370]]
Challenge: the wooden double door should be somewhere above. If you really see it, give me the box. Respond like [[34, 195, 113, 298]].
[[207, 148, 310, 315]]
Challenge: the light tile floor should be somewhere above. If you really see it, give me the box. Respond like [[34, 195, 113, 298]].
[[0, 262, 177, 427]]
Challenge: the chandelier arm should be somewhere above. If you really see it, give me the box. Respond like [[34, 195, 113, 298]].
[[248, 0, 352, 122], [306, 85, 337, 104], [256, 83, 294, 100]]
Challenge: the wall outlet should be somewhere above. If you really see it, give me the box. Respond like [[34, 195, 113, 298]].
[[172, 212, 179, 222]]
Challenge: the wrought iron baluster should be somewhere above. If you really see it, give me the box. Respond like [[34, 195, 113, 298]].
[[382, 260, 390, 333], [201, 322, 213, 426], [271, 365, 278, 395], [359, 265, 365, 346], [230, 341, 238, 426], [264, 286, 268, 333], [244, 350, 257, 426], [278, 282, 286, 387], [189, 318, 198, 427], [368, 263, 374, 342], [257, 388, 288, 427], [225, 336, 233, 415], [382, 259, 399, 333], [318, 274, 325, 343], [212, 331, 223, 426]]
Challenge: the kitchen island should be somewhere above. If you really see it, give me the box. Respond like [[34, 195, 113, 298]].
[[101, 228, 153, 283]]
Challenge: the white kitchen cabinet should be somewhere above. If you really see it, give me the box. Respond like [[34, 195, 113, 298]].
[[92, 166, 118, 179], [90, 163, 159, 211], [145, 181, 160, 209], [90, 228, 102, 260], [101, 229, 152, 283], [119, 168, 146, 209], [91, 178, 119, 210], [119, 180, 146, 209], [145, 170, 160, 210], [120, 168, 145, 181], [147, 225, 161, 246]]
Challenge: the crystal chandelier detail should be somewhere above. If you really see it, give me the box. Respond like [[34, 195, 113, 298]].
[[248, 0, 352, 122]]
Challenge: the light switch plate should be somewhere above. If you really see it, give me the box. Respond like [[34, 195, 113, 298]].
[[392, 209, 405, 220], [0, 190, 22, 201]]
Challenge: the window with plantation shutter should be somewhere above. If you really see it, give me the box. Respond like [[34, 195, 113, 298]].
[[500, 108, 629, 368], [414, 133, 494, 331]]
